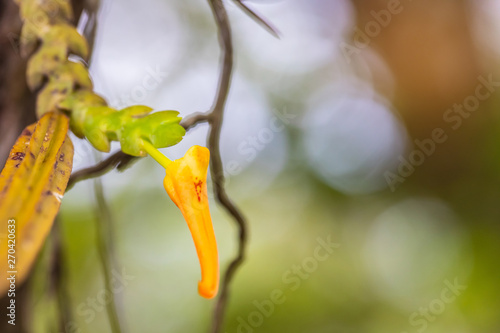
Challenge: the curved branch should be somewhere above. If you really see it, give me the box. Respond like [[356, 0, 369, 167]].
[[206, 1, 248, 333]]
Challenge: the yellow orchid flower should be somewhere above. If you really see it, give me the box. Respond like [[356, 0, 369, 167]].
[[142, 142, 219, 299]]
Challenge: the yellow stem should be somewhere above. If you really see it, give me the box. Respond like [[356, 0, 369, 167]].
[[142, 140, 172, 168]]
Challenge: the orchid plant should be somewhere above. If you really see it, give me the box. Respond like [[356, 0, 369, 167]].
[[0, 0, 219, 300]]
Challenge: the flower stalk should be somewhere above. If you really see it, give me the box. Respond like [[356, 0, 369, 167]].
[[141, 140, 172, 168]]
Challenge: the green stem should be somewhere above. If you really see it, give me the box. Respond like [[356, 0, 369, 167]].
[[142, 140, 172, 168]]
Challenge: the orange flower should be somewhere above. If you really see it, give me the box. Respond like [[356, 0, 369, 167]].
[[161, 145, 219, 299], [142, 141, 219, 298]]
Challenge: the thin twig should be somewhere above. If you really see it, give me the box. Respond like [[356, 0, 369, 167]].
[[81, 0, 100, 58], [67, 151, 137, 190], [232, 0, 280, 38], [180, 112, 211, 130], [93, 177, 123, 333], [206, 1, 248, 333]]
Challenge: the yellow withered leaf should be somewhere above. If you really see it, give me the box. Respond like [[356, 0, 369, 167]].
[[0, 112, 73, 293]]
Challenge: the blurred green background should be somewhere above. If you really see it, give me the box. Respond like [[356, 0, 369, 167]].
[[30, 0, 500, 332]]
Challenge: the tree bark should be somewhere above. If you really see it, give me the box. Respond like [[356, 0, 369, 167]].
[[0, 0, 37, 169]]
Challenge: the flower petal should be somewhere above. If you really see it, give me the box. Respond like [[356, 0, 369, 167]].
[[163, 146, 219, 298]]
